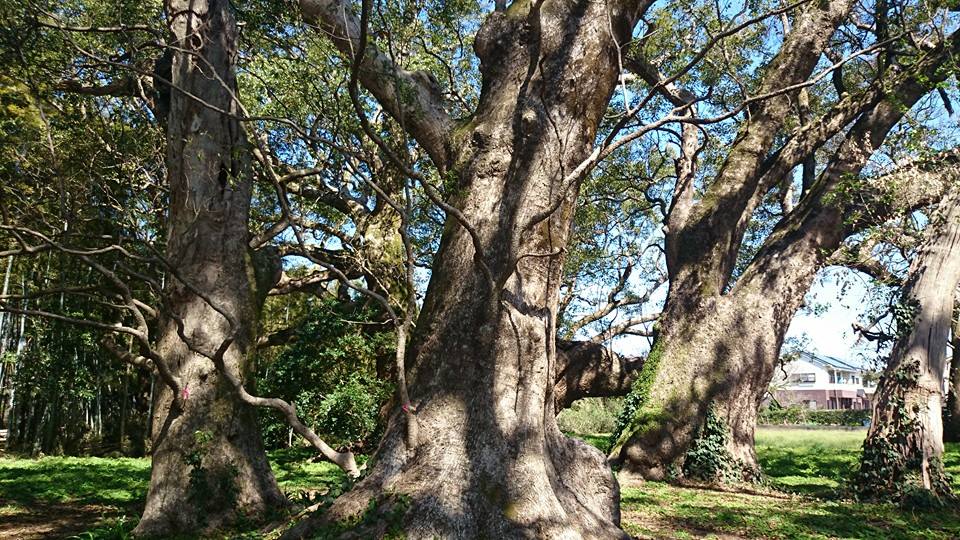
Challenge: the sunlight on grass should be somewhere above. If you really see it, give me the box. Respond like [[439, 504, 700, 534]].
[[0, 502, 26, 516], [0, 456, 150, 505], [0, 448, 349, 539], [615, 427, 960, 539], [621, 481, 960, 540], [3, 430, 959, 539], [268, 447, 346, 492], [755, 427, 866, 497]]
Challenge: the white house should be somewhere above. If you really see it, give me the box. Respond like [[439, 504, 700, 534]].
[[770, 351, 876, 410]]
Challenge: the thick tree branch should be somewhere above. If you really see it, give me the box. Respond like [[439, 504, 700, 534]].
[[829, 236, 901, 285], [299, 0, 454, 170], [554, 340, 645, 411]]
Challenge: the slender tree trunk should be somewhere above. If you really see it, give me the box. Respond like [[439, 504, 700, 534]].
[[5, 281, 26, 442], [0, 255, 12, 425], [944, 304, 960, 442], [856, 189, 960, 501], [120, 364, 129, 452], [287, 1, 646, 537], [134, 0, 283, 535]]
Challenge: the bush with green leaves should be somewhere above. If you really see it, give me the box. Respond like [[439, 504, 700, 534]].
[[759, 406, 871, 427], [257, 298, 395, 451], [557, 397, 623, 438], [310, 372, 393, 450]]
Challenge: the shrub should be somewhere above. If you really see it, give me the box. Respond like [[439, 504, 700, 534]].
[[557, 397, 623, 436], [312, 373, 393, 449], [759, 406, 871, 427], [257, 299, 395, 451]]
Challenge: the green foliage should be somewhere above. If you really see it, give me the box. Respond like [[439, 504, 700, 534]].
[[258, 298, 395, 451], [6, 308, 150, 457], [682, 406, 738, 482], [557, 398, 623, 440], [855, 360, 953, 504], [68, 516, 135, 540], [313, 372, 393, 449], [892, 298, 920, 339], [609, 339, 664, 450], [759, 406, 872, 427]]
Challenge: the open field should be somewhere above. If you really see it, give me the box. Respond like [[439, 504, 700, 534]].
[[1, 428, 958, 539]]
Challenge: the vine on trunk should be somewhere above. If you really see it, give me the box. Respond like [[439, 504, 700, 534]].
[[682, 405, 740, 483], [185, 430, 240, 520], [609, 340, 664, 451], [854, 359, 954, 505]]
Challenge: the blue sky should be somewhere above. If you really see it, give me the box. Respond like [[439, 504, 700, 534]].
[[785, 268, 882, 368]]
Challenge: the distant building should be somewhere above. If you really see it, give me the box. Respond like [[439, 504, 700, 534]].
[[770, 351, 876, 410]]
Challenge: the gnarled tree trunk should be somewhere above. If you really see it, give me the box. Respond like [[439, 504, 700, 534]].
[[134, 1, 283, 535], [287, 0, 646, 537], [856, 187, 960, 501], [610, 41, 960, 479], [607, 0, 857, 479]]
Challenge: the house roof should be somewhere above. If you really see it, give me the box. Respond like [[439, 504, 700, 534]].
[[794, 350, 862, 373]]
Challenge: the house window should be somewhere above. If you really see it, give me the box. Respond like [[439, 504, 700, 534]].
[[790, 373, 816, 384], [829, 372, 835, 383]]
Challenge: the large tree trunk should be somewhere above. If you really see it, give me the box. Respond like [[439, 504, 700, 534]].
[[287, 1, 645, 537], [606, 0, 855, 479], [611, 64, 955, 479], [856, 188, 960, 501], [134, 1, 283, 535], [607, 278, 804, 479]]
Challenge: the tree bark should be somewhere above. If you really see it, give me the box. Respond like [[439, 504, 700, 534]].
[[287, 0, 647, 537], [134, 1, 284, 535], [554, 340, 644, 412], [856, 187, 960, 501], [608, 0, 855, 479]]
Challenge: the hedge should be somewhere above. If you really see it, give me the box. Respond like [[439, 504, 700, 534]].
[[759, 406, 871, 427]]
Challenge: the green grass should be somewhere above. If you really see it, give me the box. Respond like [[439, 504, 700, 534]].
[[0, 449, 346, 507], [3, 428, 960, 539], [615, 427, 960, 539], [620, 481, 960, 539], [755, 427, 869, 498], [0, 449, 345, 539], [0, 456, 150, 506]]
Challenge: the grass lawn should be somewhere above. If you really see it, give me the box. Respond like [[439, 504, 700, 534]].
[[1, 428, 959, 538], [0, 447, 346, 539], [619, 426, 960, 539]]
